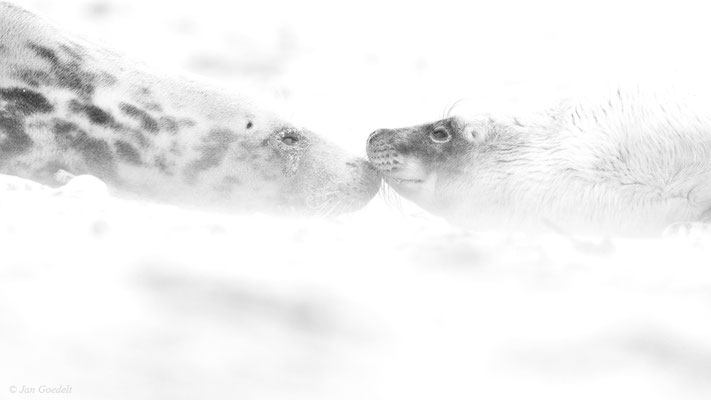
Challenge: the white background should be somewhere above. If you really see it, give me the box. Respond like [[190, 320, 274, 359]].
[[2, 1, 711, 399]]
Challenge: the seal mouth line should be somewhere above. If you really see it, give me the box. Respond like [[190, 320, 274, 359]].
[[389, 177, 424, 184]]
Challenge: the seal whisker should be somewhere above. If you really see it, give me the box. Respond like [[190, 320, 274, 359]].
[[324, 199, 343, 217], [379, 181, 403, 211], [444, 98, 466, 118]]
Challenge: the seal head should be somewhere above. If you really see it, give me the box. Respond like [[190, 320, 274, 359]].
[[366, 116, 487, 216]]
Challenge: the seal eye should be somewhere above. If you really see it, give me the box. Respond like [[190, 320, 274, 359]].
[[430, 127, 451, 143], [282, 135, 299, 145]]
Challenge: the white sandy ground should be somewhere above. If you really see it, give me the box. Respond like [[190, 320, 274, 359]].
[[2, 174, 711, 400], [2, 0, 711, 399]]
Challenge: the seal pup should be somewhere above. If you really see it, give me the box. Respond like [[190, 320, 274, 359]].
[[367, 87, 711, 235]]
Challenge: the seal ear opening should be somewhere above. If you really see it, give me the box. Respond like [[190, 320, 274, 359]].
[[461, 122, 481, 142]]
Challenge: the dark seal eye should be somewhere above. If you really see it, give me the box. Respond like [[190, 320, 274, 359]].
[[282, 135, 299, 145], [430, 127, 451, 143]]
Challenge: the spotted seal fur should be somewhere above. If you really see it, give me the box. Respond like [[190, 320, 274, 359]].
[[0, 3, 380, 214], [367, 87, 711, 235]]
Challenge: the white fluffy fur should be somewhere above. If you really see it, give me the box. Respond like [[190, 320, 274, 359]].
[[414, 87, 711, 235]]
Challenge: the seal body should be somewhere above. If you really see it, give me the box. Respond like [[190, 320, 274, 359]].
[[367, 88, 711, 235], [0, 3, 379, 214]]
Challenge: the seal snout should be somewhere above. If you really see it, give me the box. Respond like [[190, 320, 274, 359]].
[[367, 129, 386, 146], [366, 128, 403, 173], [367, 128, 398, 147], [366, 126, 431, 188], [348, 157, 382, 195]]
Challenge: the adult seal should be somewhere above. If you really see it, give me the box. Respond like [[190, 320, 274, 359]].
[[367, 87, 711, 235], [0, 3, 379, 214]]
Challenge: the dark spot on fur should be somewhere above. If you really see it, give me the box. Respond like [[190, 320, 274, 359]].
[[134, 87, 162, 112], [0, 87, 54, 159], [184, 128, 238, 183], [59, 44, 84, 62], [28, 43, 61, 65], [0, 87, 53, 115], [119, 103, 158, 132], [68, 100, 114, 126], [27, 42, 99, 98], [0, 112, 32, 157], [179, 118, 196, 128], [17, 70, 52, 87], [246, 121, 253, 129], [53, 120, 80, 136], [153, 154, 173, 175], [114, 140, 142, 165], [132, 131, 150, 149], [51, 118, 116, 179], [57, 69, 95, 98], [144, 102, 162, 112], [99, 72, 118, 86], [159, 116, 179, 134]]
